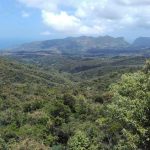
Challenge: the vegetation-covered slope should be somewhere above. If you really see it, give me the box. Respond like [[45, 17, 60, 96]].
[[0, 56, 149, 149], [0, 57, 105, 149], [97, 61, 150, 149]]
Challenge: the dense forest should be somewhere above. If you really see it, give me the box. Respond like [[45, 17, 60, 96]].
[[0, 54, 149, 149]]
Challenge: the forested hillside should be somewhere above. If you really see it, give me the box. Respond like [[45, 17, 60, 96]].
[[0, 55, 149, 149]]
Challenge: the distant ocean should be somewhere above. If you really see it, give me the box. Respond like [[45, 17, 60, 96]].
[[0, 39, 32, 49]]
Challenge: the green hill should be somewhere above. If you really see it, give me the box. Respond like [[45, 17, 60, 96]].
[[0, 56, 149, 149]]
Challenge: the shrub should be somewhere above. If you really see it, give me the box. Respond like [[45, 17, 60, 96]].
[[68, 131, 90, 150]]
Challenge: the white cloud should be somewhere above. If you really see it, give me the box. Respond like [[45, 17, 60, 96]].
[[42, 11, 80, 32], [115, 0, 150, 6], [42, 10, 105, 35], [17, 0, 150, 36]]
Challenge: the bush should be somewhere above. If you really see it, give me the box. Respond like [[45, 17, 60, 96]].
[[23, 100, 44, 112], [27, 111, 49, 125], [9, 138, 49, 150], [68, 131, 90, 150], [63, 94, 76, 112], [99, 71, 150, 149]]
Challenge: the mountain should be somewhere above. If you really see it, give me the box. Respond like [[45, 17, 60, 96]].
[[4, 36, 150, 57], [132, 37, 150, 48], [11, 36, 130, 55]]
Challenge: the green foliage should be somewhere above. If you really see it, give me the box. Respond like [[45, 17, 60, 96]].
[[0, 56, 149, 149], [98, 71, 150, 149], [68, 131, 90, 150], [9, 138, 50, 150], [63, 94, 76, 112], [27, 111, 49, 125], [23, 100, 44, 112], [143, 60, 150, 73], [0, 137, 8, 150]]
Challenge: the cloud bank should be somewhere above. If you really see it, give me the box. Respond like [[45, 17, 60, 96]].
[[17, 0, 150, 36]]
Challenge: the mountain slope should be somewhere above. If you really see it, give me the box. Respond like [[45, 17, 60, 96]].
[[132, 37, 150, 48], [3, 36, 150, 57], [0, 57, 71, 87], [11, 36, 130, 54]]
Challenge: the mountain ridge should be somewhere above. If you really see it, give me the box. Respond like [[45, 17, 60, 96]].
[[132, 37, 150, 48], [8, 36, 130, 54], [2, 36, 150, 57]]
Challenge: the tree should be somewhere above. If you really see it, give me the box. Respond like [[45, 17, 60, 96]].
[[143, 60, 150, 73], [98, 69, 150, 149], [68, 131, 90, 150]]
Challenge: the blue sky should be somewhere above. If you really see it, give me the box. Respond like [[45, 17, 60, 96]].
[[0, 0, 45, 47], [1, 0, 150, 48]]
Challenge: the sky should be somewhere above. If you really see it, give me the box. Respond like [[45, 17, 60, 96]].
[[1, 0, 150, 48]]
